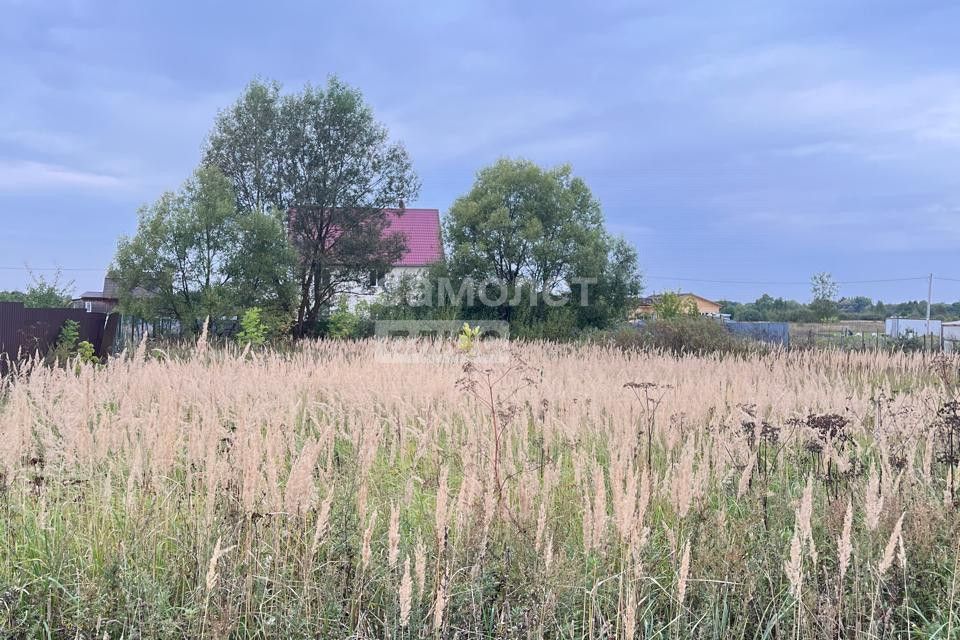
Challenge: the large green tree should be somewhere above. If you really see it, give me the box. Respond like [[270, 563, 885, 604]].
[[204, 77, 419, 336], [112, 166, 295, 332], [444, 158, 641, 329]]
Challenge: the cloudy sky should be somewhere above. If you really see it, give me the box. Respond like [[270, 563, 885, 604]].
[[2, 0, 959, 302]]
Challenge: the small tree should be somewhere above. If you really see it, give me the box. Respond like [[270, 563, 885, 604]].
[[50, 319, 80, 364], [810, 272, 839, 321], [235, 308, 269, 347]]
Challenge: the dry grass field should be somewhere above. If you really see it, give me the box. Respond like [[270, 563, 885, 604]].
[[1, 337, 959, 638]]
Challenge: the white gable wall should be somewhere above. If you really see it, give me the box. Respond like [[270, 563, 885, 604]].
[[337, 266, 430, 311]]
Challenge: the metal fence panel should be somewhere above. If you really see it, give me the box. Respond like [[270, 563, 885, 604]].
[[0, 301, 119, 369], [724, 320, 791, 346], [885, 317, 942, 337]]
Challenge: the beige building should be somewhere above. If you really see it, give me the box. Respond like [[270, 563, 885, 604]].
[[633, 292, 722, 319]]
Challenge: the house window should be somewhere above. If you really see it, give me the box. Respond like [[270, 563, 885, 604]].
[[367, 270, 387, 288], [84, 301, 93, 313]]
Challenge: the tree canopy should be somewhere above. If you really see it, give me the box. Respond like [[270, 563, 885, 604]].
[[112, 166, 294, 333], [719, 295, 960, 323], [438, 158, 641, 333], [446, 159, 603, 292], [204, 76, 419, 335]]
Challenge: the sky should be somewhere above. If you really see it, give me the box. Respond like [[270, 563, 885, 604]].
[[1, 0, 959, 303]]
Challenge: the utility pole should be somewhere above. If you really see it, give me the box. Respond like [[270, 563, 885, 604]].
[[926, 273, 933, 350]]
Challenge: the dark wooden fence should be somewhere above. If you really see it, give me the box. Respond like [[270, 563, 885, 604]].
[[0, 301, 119, 370]]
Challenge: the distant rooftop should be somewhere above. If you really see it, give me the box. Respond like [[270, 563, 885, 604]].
[[77, 276, 120, 301], [75, 277, 150, 302]]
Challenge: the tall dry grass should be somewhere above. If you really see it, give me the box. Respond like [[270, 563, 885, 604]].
[[0, 339, 958, 638]]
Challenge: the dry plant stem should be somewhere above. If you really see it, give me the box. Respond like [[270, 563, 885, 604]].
[[948, 538, 960, 639]]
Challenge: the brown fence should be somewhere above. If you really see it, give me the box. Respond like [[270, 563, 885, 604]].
[[0, 301, 119, 369]]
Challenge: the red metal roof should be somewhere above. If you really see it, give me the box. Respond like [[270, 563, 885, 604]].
[[288, 207, 443, 267], [383, 208, 443, 267]]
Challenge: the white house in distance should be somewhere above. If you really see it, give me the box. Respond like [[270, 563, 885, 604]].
[[334, 208, 444, 308]]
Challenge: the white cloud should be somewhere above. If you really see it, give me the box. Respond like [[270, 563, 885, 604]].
[[727, 202, 960, 254], [683, 43, 852, 84], [774, 141, 859, 158], [508, 131, 609, 160], [778, 76, 960, 143], [697, 46, 960, 152], [0, 160, 124, 190], [383, 93, 590, 163], [0, 129, 87, 157], [912, 103, 960, 143]]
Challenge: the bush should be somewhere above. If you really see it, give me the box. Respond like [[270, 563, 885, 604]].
[[893, 333, 927, 353], [236, 308, 269, 347], [595, 317, 752, 356], [646, 316, 748, 354], [76, 340, 98, 365], [511, 305, 581, 341], [47, 320, 100, 368], [327, 297, 361, 339]]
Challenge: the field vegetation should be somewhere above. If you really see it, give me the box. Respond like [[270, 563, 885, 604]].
[[1, 337, 959, 638]]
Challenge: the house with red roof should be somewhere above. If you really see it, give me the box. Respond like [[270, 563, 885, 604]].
[[353, 207, 443, 306], [288, 207, 444, 307]]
